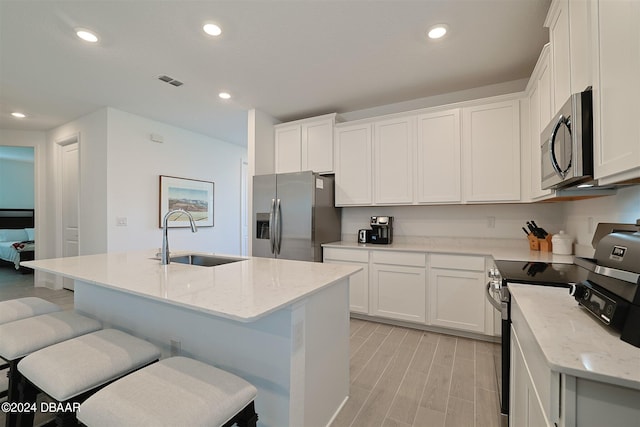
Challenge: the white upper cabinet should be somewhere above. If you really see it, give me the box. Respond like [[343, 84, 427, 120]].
[[529, 45, 554, 200], [462, 100, 521, 202], [373, 116, 415, 204], [334, 122, 373, 205], [592, 0, 640, 184], [546, 0, 572, 114], [416, 109, 462, 203], [301, 118, 334, 173], [274, 113, 336, 174], [275, 125, 302, 174], [568, 0, 592, 93]]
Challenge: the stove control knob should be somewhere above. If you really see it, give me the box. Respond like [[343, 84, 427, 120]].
[[571, 284, 587, 300]]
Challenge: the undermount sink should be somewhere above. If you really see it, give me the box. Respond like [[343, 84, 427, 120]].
[[170, 254, 246, 267]]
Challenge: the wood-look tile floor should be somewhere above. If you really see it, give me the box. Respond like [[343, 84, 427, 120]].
[[0, 266, 500, 427], [333, 318, 501, 427]]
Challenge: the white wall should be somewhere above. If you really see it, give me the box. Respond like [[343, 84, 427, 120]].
[[106, 108, 247, 254], [341, 203, 565, 241], [0, 151, 34, 208], [47, 109, 108, 257], [562, 186, 640, 255]]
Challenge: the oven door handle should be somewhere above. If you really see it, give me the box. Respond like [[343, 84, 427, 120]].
[[486, 282, 503, 312]]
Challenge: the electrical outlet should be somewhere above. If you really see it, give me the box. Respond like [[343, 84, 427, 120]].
[[487, 216, 496, 229], [170, 339, 181, 356]]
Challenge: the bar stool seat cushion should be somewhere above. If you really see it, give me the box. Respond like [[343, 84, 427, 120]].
[[0, 297, 61, 325], [77, 356, 258, 427], [18, 328, 161, 402], [0, 310, 101, 360]]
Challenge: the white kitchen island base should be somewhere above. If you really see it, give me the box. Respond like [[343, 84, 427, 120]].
[[74, 278, 350, 427]]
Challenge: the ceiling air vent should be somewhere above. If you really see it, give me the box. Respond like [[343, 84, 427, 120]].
[[157, 75, 183, 87]]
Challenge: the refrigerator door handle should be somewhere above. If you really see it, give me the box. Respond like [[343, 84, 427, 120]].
[[269, 198, 276, 254], [275, 198, 282, 255]]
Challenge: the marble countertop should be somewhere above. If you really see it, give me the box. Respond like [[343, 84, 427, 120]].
[[23, 251, 361, 323], [509, 284, 640, 390], [322, 238, 575, 263]]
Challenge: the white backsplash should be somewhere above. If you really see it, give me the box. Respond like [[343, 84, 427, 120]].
[[339, 185, 640, 259], [341, 203, 565, 241]]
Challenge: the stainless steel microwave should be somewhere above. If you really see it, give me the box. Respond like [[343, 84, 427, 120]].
[[541, 89, 594, 190]]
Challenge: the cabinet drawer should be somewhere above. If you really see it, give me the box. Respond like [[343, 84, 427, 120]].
[[430, 254, 485, 271], [371, 251, 426, 267], [323, 247, 369, 263]]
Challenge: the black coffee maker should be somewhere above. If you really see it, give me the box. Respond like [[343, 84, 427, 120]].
[[370, 216, 393, 244]]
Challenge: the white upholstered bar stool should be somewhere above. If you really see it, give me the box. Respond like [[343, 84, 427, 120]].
[[17, 329, 161, 427], [77, 356, 258, 427], [0, 297, 62, 399], [0, 311, 102, 427], [0, 297, 62, 325]]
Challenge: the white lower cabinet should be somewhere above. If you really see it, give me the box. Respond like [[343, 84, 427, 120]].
[[323, 248, 369, 314], [429, 254, 488, 334], [370, 251, 426, 323], [510, 327, 553, 427], [324, 246, 496, 337]]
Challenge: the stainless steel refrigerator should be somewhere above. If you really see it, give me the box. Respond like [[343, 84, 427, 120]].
[[252, 171, 341, 261]]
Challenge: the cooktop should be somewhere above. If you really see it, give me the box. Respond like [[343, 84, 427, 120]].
[[494, 260, 589, 286]]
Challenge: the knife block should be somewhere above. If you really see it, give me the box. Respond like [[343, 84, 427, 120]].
[[539, 235, 553, 252], [527, 233, 540, 250]]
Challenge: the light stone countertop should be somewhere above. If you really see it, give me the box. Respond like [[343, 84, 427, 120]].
[[23, 251, 361, 323], [322, 237, 576, 264], [509, 284, 640, 390]]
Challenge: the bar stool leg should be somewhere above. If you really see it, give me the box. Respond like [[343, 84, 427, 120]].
[[17, 374, 38, 427], [5, 359, 22, 427]]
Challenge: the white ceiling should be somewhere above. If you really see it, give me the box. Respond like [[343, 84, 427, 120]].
[[0, 0, 550, 146]]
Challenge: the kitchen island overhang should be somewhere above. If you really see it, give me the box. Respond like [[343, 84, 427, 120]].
[[24, 251, 361, 427]]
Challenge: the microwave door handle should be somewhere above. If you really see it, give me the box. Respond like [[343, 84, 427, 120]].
[[550, 115, 569, 179]]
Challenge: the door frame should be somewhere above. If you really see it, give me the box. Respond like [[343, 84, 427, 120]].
[[55, 133, 80, 289]]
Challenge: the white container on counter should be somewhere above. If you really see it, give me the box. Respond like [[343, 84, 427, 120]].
[[552, 230, 574, 255]]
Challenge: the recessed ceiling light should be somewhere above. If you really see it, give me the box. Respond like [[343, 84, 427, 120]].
[[203, 23, 222, 37], [75, 28, 99, 43], [218, 92, 231, 100], [11, 112, 26, 119], [428, 24, 448, 40]]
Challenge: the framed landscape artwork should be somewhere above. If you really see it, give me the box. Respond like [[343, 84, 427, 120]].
[[159, 175, 214, 227]]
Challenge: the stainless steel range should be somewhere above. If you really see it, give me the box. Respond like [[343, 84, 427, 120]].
[[487, 260, 588, 427]]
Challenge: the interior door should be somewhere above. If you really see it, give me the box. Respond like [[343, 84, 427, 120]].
[[61, 142, 79, 290]]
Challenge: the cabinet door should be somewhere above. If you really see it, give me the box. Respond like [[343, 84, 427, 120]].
[[275, 125, 301, 173], [593, 0, 640, 183], [370, 263, 426, 323], [510, 329, 553, 427], [429, 268, 486, 333], [335, 123, 373, 205], [569, 0, 592, 94], [462, 100, 521, 202], [547, 0, 571, 114], [302, 118, 334, 174], [373, 116, 415, 204], [323, 248, 370, 314], [530, 49, 554, 200], [416, 109, 461, 203]]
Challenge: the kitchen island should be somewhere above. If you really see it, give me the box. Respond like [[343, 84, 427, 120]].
[[24, 251, 361, 427]]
